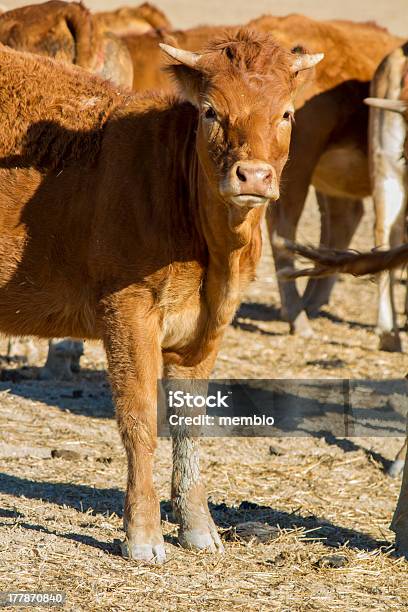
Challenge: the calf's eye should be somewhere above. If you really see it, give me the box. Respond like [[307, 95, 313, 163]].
[[204, 106, 217, 120], [283, 110, 293, 121]]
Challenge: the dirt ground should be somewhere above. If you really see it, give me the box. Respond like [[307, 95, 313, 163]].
[[0, 1, 408, 611]]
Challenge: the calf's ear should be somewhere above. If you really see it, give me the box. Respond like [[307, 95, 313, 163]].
[[159, 43, 203, 106]]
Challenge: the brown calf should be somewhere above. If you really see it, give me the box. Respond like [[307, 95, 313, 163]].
[[121, 15, 401, 336], [0, 32, 322, 562]]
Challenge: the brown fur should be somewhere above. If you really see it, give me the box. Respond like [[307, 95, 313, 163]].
[[124, 15, 400, 97], [0, 48, 122, 171], [0, 30, 309, 562], [95, 2, 171, 36], [0, 1, 133, 88], [0, 0, 135, 377]]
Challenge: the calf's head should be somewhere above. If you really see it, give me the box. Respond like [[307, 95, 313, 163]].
[[161, 30, 323, 209]]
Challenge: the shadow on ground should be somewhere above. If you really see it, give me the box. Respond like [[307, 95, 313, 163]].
[[234, 301, 381, 333], [0, 474, 391, 554], [0, 366, 114, 418]]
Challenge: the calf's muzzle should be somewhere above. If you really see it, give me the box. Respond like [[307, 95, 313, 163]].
[[226, 160, 279, 207]]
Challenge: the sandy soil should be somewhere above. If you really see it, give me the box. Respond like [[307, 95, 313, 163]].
[[0, 1, 408, 611]]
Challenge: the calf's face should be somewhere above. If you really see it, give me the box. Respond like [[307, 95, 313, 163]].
[[161, 31, 323, 209]]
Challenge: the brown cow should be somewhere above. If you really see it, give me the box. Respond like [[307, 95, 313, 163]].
[[122, 15, 401, 337], [0, 0, 133, 89], [95, 2, 171, 37], [277, 73, 408, 280], [0, 32, 322, 561], [0, 0, 136, 376]]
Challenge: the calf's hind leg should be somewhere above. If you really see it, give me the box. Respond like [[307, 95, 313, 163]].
[[165, 359, 224, 553], [103, 298, 165, 563]]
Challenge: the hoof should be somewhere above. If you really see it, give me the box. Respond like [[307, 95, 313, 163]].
[[303, 280, 335, 318], [38, 364, 73, 381], [179, 521, 224, 553], [289, 311, 313, 338], [378, 332, 402, 353], [121, 538, 166, 564], [388, 459, 405, 478], [305, 304, 322, 318], [70, 357, 81, 374]]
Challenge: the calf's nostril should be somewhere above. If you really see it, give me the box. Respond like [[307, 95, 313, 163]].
[[236, 166, 247, 182]]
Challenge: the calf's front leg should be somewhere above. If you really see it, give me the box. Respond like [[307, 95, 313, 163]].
[[103, 300, 165, 563], [165, 360, 224, 553]]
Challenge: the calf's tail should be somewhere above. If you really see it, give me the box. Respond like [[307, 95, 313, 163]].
[[275, 237, 408, 279]]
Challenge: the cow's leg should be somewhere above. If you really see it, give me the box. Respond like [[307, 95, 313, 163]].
[[391, 436, 408, 555], [267, 188, 313, 337], [369, 52, 408, 352], [303, 194, 364, 316], [103, 302, 165, 563], [267, 98, 337, 336], [388, 440, 407, 478], [373, 164, 407, 352], [7, 336, 39, 364], [165, 359, 224, 553], [39, 338, 84, 380]]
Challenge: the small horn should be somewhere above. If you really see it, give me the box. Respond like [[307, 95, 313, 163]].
[[159, 43, 202, 68], [290, 52, 324, 73], [364, 97, 408, 114]]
